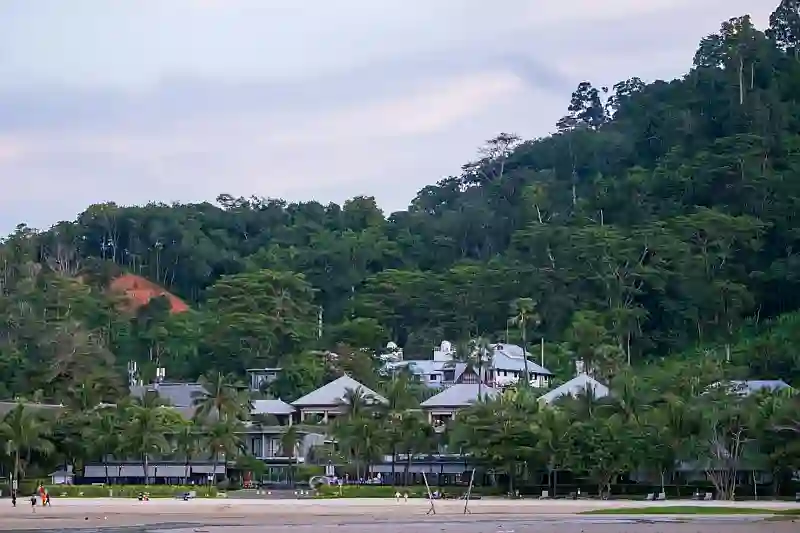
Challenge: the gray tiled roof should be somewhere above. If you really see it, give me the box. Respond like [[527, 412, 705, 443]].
[[130, 382, 208, 408], [420, 384, 500, 408], [491, 343, 553, 375], [251, 399, 296, 415], [717, 380, 792, 396], [538, 373, 610, 404], [291, 375, 388, 407]]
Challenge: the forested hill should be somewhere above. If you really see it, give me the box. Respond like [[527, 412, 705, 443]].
[[2, 3, 800, 403]]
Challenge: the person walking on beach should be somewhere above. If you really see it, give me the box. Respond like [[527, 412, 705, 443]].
[[44, 488, 51, 506], [10, 490, 16, 507], [30, 493, 37, 513]]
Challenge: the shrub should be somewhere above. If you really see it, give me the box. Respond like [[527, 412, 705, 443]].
[[42, 485, 218, 498]]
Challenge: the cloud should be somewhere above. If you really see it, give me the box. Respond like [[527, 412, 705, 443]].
[[0, 0, 777, 234]]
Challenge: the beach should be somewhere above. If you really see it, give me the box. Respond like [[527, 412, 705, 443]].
[[0, 498, 798, 532]]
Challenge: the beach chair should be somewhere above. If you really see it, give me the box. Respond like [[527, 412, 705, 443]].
[[656, 492, 666, 501], [703, 492, 713, 501], [644, 493, 654, 501], [539, 490, 549, 499]]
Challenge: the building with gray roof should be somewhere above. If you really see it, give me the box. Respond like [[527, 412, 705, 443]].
[[292, 375, 387, 422], [420, 383, 500, 425], [537, 373, 610, 404], [384, 340, 553, 390]]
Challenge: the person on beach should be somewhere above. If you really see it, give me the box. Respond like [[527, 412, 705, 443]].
[[44, 488, 51, 506], [30, 493, 37, 513], [10, 490, 16, 507]]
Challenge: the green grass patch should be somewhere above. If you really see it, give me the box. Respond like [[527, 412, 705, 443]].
[[583, 506, 800, 516]]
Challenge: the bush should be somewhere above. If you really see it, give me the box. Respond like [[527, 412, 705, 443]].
[[41, 485, 218, 498], [315, 484, 500, 499]]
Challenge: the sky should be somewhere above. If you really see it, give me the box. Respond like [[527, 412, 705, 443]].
[[0, 0, 774, 235]]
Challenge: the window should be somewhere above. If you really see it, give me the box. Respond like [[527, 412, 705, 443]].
[[430, 374, 438, 381]]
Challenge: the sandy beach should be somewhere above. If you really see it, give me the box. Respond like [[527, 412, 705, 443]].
[[0, 498, 798, 532]]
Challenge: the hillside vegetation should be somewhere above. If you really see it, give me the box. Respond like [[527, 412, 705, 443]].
[[2, 2, 800, 403]]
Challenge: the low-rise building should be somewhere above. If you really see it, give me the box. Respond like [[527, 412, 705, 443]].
[[385, 341, 553, 389], [291, 375, 387, 423]]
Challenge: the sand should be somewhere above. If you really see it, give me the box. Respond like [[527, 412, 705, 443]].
[[0, 498, 798, 532]]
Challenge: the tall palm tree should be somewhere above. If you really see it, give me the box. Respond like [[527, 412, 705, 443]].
[[175, 420, 201, 485], [194, 372, 251, 422], [122, 392, 171, 485], [279, 425, 303, 484], [205, 418, 244, 485], [472, 337, 493, 397], [0, 402, 55, 488], [509, 298, 540, 386], [83, 406, 120, 485]]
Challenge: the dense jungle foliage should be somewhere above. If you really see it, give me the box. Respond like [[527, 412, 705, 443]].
[[2, 2, 800, 404]]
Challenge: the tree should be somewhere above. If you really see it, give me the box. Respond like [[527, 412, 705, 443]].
[[193, 372, 251, 422], [205, 418, 244, 485], [175, 420, 201, 485], [768, 0, 800, 56], [0, 403, 54, 487], [83, 406, 121, 485], [121, 392, 173, 486], [509, 298, 540, 384], [279, 425, 303, 484]]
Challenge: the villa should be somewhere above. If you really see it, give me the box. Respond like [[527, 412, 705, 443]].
[[384, 340, 553, 389]]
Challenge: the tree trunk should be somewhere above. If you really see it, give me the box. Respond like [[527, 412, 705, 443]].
[[391, 444, 396, 485], [184, 458, 190, 485], [104, 458, 110, 486], [13, 448, 20, 493], [143, 454, 149, 486], [212, 452, 218, 487], [405, 450, 412, 486], [522, 322, 529, 386]]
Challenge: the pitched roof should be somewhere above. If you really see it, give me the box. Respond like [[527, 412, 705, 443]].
[[716, 380, 792, 396], [291, 375, 387, 407], [538, 374, 610, 404], [491, 343, 553, 375], [420, 384, 500, 408], [252, 399, 296, 415], [130, 382, 208, 408]]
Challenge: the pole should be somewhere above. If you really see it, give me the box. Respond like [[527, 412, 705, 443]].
[[422, 472, 436, 515], [463, 468, 476, 514]]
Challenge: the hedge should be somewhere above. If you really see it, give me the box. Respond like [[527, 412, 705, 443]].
[[315, 484, 502, 499], [1, 484, 218, 498]]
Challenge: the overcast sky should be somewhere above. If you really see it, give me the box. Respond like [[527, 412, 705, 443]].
[[0, 0, 773, 235]]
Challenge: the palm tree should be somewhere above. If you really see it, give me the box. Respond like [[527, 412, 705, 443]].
[[509, 298, 540, 386], [175, 420, 201, 485], [194, 372, 251, 422], [0, 403, 55, 489], [279, 425, 303, 484], [122, 392, 171, 485], [205, 419, 244, 485], [472, 337, 493, 396], [83, 406, 120, 485]]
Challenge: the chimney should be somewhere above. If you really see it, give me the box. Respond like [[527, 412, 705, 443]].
[[575, 359, 585, 376]]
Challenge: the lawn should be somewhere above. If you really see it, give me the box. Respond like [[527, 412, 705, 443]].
[[582, 506, 800, 516]]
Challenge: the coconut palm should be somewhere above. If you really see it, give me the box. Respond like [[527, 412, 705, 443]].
[[279, 425, 303, 484], [194, 371, 252, 422], [83, 406, 121, 485], [509, 298, 541, 386], [205, 418, 244, 484], [0, 402, 55, 488], [121, 391, 171, 485], [175, 420, 201, 485]]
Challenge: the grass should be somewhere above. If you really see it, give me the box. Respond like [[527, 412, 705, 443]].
[[582, 506, 800, 516]]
